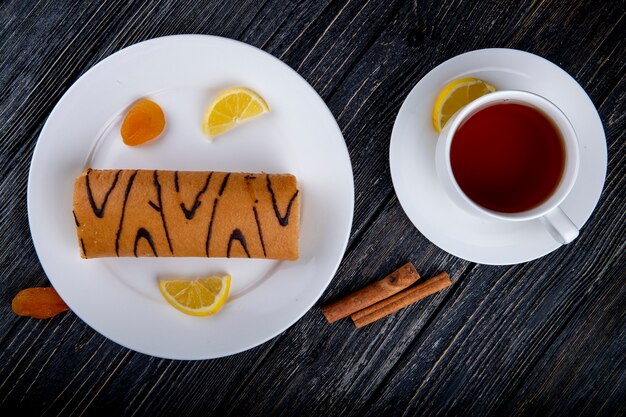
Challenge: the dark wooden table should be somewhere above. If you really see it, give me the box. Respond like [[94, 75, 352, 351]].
[[1, 0, 624, 415]]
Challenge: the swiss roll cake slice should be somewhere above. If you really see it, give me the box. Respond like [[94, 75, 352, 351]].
[[73, 169, 299, 260]]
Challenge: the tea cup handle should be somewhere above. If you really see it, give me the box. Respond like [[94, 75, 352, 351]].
[[540, 207, 579, 244]]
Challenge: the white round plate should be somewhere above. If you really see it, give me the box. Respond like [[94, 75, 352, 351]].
[[28, 35, 354, 359], [390, 48, 606, 265]]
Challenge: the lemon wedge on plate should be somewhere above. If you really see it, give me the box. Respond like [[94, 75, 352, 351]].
[[159, 275, 231, 316], [432, 78, 496, 133], [202, 87, 269, 139]]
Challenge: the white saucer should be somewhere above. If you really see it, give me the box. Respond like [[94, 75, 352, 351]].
[[390, 48, 606, 265], [28, 35, 354, 359]]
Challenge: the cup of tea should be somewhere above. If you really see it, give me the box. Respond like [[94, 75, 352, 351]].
[[435, 90, 580, 244]]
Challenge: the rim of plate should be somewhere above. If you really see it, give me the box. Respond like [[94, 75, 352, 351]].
[[27, 34, 354, 359]]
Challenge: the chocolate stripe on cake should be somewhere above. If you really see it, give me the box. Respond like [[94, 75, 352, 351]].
[[205, 198, 219, 257], [219, 173, 231, 196], [227, 229, 250, 258], [115, 171, 138, 256], [153, 171, 173, 255], [86, 169, 120, 218], [134, 227, 158, 257], [253, 206, 267, 257], [179, 172, 212, 220], [266, 174, 299, 226]]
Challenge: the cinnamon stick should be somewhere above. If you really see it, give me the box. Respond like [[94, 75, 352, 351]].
[[351, 272, 452, 328], [321, 262, 420, 323]]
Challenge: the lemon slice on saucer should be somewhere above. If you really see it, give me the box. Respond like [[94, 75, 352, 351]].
[[202, 87, 269, 139], [432, 78, 496, 133], [159, 275, 231, 316]]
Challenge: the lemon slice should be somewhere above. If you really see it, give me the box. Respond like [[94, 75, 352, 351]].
[[158, 275, 231, 316], [202, 87, 269, 138], [432, 78, 496, 133]]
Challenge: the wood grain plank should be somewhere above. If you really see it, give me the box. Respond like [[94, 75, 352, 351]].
[[0, 0, 623, 415], [219, 196, 471, 416], [372, 246, 624, 417], [0, 0, 400, 411], [346, 78, 625, 417], [46, 0, 428, 412], [91, 340, 282, 416], [0, 1, 292, 414], [192, 0, 624, 414], [1, 315, 77, 402], [317, 0, 539, 248], [502, 251, 625, 417]]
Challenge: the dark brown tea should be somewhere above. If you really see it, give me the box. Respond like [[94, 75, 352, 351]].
[[450, 103, 565, 213]]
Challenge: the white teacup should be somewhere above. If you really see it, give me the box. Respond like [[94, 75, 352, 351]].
[[435, 90, 580, 244]]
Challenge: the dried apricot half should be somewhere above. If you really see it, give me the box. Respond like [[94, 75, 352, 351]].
[[12, 287, 69, 319], [121, 99, 165, 146]]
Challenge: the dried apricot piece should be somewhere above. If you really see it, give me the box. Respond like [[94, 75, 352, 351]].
[[120, 99, 165, 146], [12, 287, 69, 319]]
